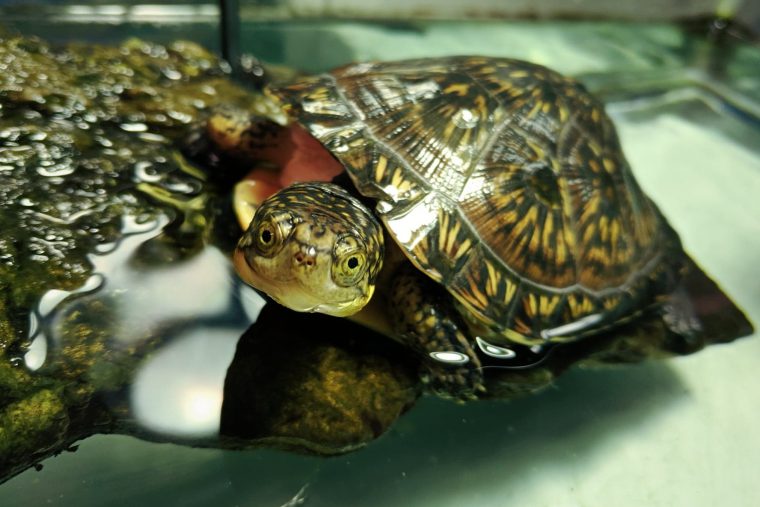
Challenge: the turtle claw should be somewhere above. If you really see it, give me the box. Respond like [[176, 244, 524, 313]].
[[423, 365, 486, 402]]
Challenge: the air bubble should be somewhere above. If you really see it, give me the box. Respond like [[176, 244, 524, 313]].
[[120, 122, 149, 133], [134, 161, 161, 183], [37, 163, 76, 177], [162, 68, 183, 81], [164, 179, 202, 195], [167, 110, 193, 124], [138, 133, 169, 144]]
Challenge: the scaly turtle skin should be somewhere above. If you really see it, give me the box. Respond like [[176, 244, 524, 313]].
[[226, 56, 692, 400]]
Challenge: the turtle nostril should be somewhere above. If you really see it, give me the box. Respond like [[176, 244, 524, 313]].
[[294, 251, 316, 267]]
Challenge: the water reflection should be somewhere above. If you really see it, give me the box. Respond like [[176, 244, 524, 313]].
[[25, 273, 103, 370], [92, 243, 235, 346], [78, 239, 260, 435], [24, 207, 267, 438], [131, 327, 240, 438]]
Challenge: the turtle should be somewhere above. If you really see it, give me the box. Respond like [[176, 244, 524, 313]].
[[215, 56, 696, 400]]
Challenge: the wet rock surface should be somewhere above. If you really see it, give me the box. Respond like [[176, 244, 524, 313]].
[[220, 304, 418, 455], [0, 29, 753, 486], [0, 31, 290, 482], [0, 31, 254, 354]]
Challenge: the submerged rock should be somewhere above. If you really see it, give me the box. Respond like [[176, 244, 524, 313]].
[[220, 304, 418, 455], [0, 30, 752, 485]]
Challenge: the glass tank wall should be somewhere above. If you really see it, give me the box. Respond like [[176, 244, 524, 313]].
[[0, 1, 759, 506]]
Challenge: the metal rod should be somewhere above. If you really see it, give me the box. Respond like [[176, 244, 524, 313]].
[[220, 0, 242, 76]]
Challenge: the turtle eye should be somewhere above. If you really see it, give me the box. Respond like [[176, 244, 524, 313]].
[[334, 252, 367, 287], [251, 215, 288, 257], [332, 235, 368, 287]]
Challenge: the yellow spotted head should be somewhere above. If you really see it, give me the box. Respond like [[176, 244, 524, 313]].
[[234, 182, 384, 316]]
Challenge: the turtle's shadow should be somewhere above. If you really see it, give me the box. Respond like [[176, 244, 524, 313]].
[[306, 360, 687, 505]]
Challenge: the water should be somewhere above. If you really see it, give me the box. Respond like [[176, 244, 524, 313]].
[[2, 16, 760, 507]]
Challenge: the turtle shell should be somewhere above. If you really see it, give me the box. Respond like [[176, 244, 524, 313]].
[[270, 56, 684, 345]]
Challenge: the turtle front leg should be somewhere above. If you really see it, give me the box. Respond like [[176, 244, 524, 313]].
[[388, 264, 485, 401]]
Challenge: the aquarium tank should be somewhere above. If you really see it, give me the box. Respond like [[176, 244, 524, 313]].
[[0, 0, 758, 506]]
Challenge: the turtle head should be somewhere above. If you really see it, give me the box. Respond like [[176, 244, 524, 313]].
[[234, 182, 384, 317]]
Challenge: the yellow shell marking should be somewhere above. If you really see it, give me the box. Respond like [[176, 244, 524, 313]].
[[463, 273, 489, 309], [526, 293, 561, 318], [374, 155, 388, 183], [454, 238, 472, 261], [527, 101, 543, 119], [444, 83, 470, 96], [558, 106, 569, 123], [541, 213, 555, 250], [502, 277, 517, 305], [567, 294, 596, 318], [603, 295, 622, 310], [390, 167, 405, 189], [485, 260, 501, 297], [445, 220, 462, 257], [540, 294, 561, 315]]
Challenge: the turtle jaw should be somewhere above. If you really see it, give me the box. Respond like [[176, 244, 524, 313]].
[[233, 245, 375, 317]]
